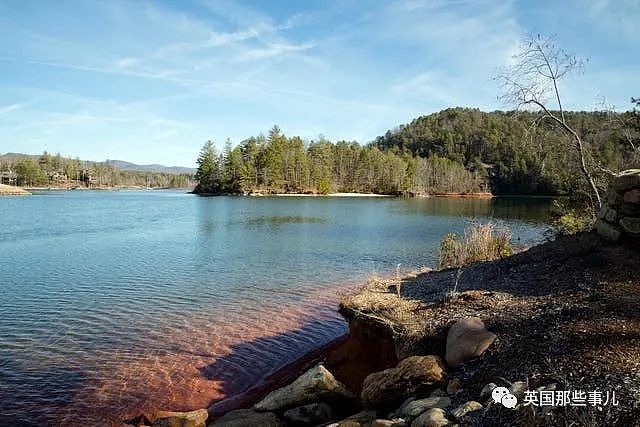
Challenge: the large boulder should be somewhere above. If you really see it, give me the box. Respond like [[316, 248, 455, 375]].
[[151, 409, 208, 427], [445, 317, 496, 368], [209, 409, 281, 426], [283, 402, 333, 426], [254, 364, 354, 412], [361, 356, 445, 409]]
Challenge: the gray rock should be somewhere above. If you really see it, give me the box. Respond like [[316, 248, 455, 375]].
[[624, 188, 640, 204], [450, 401, 483, 420], [152, 409, 208, 427], [254, 364, 353, 412], [411, 408, 449, 427], [613, 169, 640, 192], [429, 389, 447, 398], [446, 378, 461, 395], [620, 217, 640, 234], [608, 189, 624, 207], [480, 383, 497, 398], [209, 409, 280, 427], [395, 397, 451, 418], [283, 402, 333, 426], [595, 219, 622, 241], [445, 317, 496, 368], [598, 206, 618, 223]]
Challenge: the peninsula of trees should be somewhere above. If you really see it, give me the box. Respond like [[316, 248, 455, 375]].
[[0, 152, 194, 189], [194, 107, 639, 197]]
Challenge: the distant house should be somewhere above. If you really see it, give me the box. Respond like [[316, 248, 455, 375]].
[[80, 169, 95, 185], [0, 170, 17, 185], [48, 171, 68, 183]]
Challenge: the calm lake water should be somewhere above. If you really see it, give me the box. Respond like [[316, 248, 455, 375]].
[[0, 191, 552, 425]]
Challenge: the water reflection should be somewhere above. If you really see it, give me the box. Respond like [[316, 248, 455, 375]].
[[393, 196, 552, 224]]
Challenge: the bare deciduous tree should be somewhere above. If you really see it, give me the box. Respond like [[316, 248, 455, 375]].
[[495, 34, 602, 208]]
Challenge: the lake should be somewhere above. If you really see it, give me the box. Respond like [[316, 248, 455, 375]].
[[0, 191, 552, 425]]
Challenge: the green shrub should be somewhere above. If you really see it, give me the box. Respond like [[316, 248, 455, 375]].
[[438, 222, 512, 269], [317, 177, 332, 195]]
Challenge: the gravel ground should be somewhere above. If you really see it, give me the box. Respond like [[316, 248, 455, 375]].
[[341, 232, 640, 426]]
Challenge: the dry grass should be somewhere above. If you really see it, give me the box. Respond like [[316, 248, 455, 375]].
[[340, 275, 424, 338], [438, 221, 512, 269]]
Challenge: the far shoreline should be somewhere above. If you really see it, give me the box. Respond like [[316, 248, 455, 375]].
[[193, 191, 497, 199], [8, 187, 564, 200]]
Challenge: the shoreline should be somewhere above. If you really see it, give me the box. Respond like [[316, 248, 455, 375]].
[[270, 192, 392, 197], [24, 186, 192, 191], [195, 191, 498, 198], [8, 187, 564, 199]]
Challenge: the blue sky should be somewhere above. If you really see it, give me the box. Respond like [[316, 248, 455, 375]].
[[0, 0, 638, 167]]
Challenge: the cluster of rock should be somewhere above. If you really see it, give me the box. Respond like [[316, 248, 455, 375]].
[[207, 317, 494, 427], [212, 356, 472, 427], [596, 169, 640, 241]]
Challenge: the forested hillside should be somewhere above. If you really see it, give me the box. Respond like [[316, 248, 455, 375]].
[[375, 108, 639, 195], [195, 108, 638, 197]]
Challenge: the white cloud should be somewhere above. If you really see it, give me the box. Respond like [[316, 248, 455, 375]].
[[0, 101, 30, 115]]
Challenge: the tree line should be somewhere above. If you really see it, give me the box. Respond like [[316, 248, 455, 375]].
[[194, 125, 486, 195], [195, 105, 638, 197], [1, 152, 194, 188]]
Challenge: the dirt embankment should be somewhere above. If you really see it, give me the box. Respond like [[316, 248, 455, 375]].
[[339, 231, 640, 425]]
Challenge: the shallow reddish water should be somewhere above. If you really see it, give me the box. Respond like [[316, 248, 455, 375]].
[[35, 284, 351, 426]]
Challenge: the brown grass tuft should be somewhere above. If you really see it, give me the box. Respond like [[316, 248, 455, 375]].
[[438, 221, 512, 269]]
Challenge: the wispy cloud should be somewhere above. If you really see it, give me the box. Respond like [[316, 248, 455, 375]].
[[0, 101, 31, 115], [0, 0, 637, 165]]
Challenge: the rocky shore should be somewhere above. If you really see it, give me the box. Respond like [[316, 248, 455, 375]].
[[125, 171, 640, 427]]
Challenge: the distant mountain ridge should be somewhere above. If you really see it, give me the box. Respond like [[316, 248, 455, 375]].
[[0, 153, 195, 175], [103, 160, 195, 175]]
